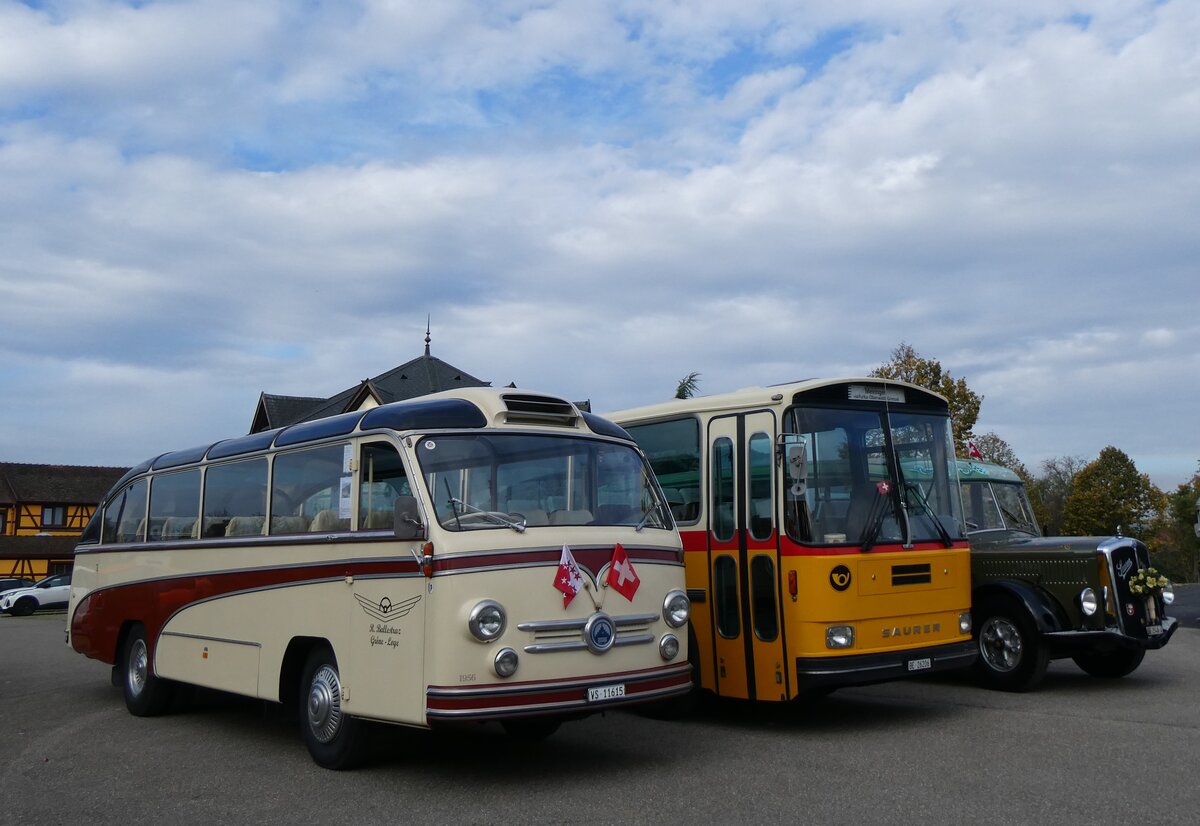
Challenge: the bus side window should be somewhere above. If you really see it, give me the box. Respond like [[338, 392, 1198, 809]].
[[714, 555, 740, 639], [149, 469, 201, 541], [358, 442, 411, 531], [204, 458, 267, 537], [270, 444, 349, 535], [104, 478, 148, 544], [711, 438, 735, 542]]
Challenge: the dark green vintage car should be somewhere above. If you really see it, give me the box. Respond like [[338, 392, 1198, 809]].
[[959, 460, 1178, 691]]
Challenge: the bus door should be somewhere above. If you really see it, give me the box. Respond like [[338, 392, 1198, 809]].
[[706, 411, 788, 702]]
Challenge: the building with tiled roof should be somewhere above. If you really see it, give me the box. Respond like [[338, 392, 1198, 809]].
[[0, 461, 128, 578], [249, 327, 496, 434]]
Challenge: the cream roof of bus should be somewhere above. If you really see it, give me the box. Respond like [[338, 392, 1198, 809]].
[[604, 377, 949, 424]]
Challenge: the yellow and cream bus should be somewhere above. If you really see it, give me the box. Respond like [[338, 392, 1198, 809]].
[[608, 378, 974, 704], [68, 389, 690, 768]]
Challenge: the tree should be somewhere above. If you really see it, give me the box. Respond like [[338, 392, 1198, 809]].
[[1033, 455, 1088, 536], [674, 372, 700, 399], [871, 342, 982, 455], [1061, 446, 1165, 538], [1146, 466, 1200, 582]]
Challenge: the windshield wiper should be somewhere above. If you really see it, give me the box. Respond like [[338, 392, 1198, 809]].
[[904, 482, 954, 548], [635, 504, 662, 532], [997, 504, 1039, 536], [859, 485, 889, 552], [446, 496, 527, 533]]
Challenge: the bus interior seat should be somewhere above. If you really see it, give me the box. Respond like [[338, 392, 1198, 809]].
[[364, 510, 393, 529], [549, 509, 593, 526], [310, 509, 349, 532], [161, 517, 197, 540], [270, 515, 310, 534], [225, 516, 265, 536]]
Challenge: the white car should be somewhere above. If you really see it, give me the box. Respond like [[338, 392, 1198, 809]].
[[0, 573, 72, 616]]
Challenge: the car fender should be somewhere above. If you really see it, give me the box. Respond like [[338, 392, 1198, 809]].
[[973, 580, 1069, 636]]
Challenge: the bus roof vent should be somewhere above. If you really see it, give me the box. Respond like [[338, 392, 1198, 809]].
[[501, 393, 579, 427]]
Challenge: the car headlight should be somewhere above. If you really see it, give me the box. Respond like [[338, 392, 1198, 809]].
[[662, 590, 690, 628], [959, 612, 972, 634], [468, 600, 506, 642], [1079, 587, 1099, 616], [826, 625, 854, 649], [1162, 583, 1175, 605]]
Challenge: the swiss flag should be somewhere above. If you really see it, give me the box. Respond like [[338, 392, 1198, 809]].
[[876, 480, 891, 495], [554, 545, 585, 607], [606, 543, 640, 601], [967, 439, 983, 460]]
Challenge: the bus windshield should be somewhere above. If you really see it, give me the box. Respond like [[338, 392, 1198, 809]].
[[784, 406, 964, 547], [416, 433, 670, 531]]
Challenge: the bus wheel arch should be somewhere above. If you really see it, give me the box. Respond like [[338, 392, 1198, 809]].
[[972, 593, 1049, 692], [299, 643, 366, 770]]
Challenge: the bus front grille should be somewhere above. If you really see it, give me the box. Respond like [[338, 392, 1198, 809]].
[[518, 612, 658, 653]]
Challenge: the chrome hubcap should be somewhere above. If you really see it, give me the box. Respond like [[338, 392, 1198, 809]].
[[307, 665, 342, 744], [979, 617, 1023, 672], [128, 639, 148, 697]]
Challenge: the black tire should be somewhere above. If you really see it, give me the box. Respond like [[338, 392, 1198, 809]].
[[121, 624, 174, 716], [1071, 647, 1146, 679], [9, 597, 37, 617], [500, 717, 562, 742], [973, 596, 1049, 692], [300, 645, 365, 770]]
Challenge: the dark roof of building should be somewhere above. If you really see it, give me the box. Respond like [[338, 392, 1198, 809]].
[[0, 535, 80, 560], [0, 463, 129, 506], [250, 331, 493, 433]]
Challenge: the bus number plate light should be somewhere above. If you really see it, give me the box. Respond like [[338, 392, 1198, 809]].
[[587, 683, 626, 703]]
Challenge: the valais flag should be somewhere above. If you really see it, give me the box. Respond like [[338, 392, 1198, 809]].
[[606, 543, 641, 601], [554, 544, 585, 607]]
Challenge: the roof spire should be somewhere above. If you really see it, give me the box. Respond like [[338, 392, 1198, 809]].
[[424, 316, 431, 356]]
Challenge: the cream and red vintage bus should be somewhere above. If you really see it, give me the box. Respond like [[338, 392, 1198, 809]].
[[608, 378, 974, 705], [68, 389, 690, 768]]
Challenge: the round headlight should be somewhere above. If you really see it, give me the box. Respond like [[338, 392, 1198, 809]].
[[663, 590, 690, 628], [1162, 583, 1175, 605], [659, 634, 680, 661], [494, 647, 519, 677], [1079, 587, 1098, 617], [959, 612, 972, 634], [468, 600, 506, 642]]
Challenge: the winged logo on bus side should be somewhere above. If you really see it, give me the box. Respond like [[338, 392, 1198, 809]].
[[354, 593, 423, 623]]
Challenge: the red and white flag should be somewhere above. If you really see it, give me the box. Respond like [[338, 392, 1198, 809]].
[[606, 543, 640, 601], [967, 439, 983, 460], [554, 544, 585, 607]]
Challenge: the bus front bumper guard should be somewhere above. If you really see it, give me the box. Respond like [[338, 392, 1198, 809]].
[[1043, 616, 1178, 654], [796, 640, 976, 689], [425, 662, 692, 720]]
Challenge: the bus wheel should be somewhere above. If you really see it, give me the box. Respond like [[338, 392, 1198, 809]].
[[300, 646, 365, 770], [121, 624, 173, 716], [500, 718, 561, 742], [1071, 648, 1145, 679], [973, 597, 1048, 692]]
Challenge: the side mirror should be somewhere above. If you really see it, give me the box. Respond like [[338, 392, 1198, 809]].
[[777, 434, 808, 498], [393, 495, 426, 540]]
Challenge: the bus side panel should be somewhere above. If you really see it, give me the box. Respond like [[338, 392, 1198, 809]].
[[342, 573, 427, 726], [681, 532, 717, 694]]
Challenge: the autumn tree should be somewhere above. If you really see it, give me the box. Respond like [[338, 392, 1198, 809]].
[[1147, 467, 1200, 582], [871, 342, 982, 455], [1061, 447, 1165, 537]]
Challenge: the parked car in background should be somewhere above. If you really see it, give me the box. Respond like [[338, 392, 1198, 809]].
[[0, 573, 72, 616], [0, 577, 36, 598], [958, 460, 1177, 691]]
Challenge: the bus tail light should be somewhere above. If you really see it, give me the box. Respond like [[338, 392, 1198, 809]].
[[826, 625, 854, 649]]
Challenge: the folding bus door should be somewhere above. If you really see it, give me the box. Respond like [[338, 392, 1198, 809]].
[[706, 411, 787, 702]]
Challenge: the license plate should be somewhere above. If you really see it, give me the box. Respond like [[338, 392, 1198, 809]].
[[1147, 624, 1163, 636], [587, 683, 626, 702], [907, 657, 932, 672]]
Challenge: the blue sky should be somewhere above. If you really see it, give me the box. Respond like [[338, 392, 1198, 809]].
[[1, 0, 1197, 490]]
